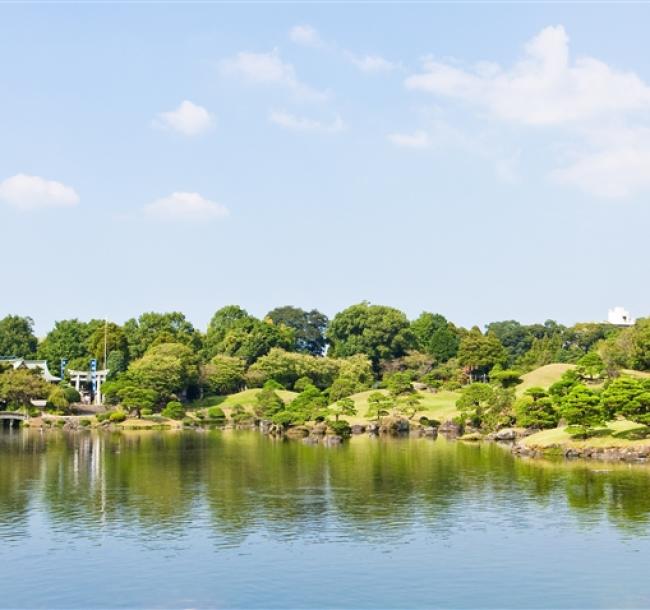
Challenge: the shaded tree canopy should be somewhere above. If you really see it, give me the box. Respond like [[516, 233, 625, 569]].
[[410, 312, 460, 362], [327, 302, 413, 369], [266, 306, 328, 356], [123, 312, 202, 360], [37, 319, 101, 371], [457, 328, 508, 375], [0, 315, 38, 358]]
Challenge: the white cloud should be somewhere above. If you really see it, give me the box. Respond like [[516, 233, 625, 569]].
[[349, 54, 396, 73], [551, 127, 650, 198], [269, 110, 345, 133], [0, 174, 79, 210], [405, 25, 650, 126], [154, 100, 214, 136], [289, 25, 322, 47], [387, 130, 431, 149], [144, 192, 229, 222], [220, 50, 327, 101]]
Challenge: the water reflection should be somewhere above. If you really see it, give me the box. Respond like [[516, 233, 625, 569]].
[[2, 429, 650, 543]]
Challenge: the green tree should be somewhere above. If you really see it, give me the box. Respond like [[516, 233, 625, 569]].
[[123, 312, 202, 360], [457, 328, 508, 379], [630, 319, 650, 371], [410, 313, 460, 362], [485, 320, 533, 364], [327, 302, 413, 369], [558, 385, 604, 438], [576, 352, 605, 381], [162, 400, 185, 420], [398, 393, 423, 420], [118, 385, 158, 416], [456, 383, 494, 426], [213, 318, 294, 365], [125, 343, 198, 404], [365, 392, 393, 424], [0, 368, 50, 409], [489, 368, 523, 389], [247, 348, 339, 390], [201, 355, 246, 395], [385, 371, 414, 397], [515, 387, 558, 429], [266, 306, 329, 356], [0, 315, 38, 358], [286, 384, 328, 421], [329, 397, 357, 422], [38, 319, 99, 372], [86, 322, 129, 366], [602, 377, 650, 425], [46, 386, 70, 413], [255, 387, 285, 418]]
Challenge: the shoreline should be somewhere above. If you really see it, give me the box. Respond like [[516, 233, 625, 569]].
[[11, 415, 650, 464]]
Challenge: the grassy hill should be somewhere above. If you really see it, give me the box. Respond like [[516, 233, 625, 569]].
[[522, 419, 647, 449], [517, 364, 575, 396], [517, 364, 650, 397], [328, 389, 461, 424], [190, 388, 298, 415]]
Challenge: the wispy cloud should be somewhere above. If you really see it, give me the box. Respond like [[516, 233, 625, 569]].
[[551, 126, 650, 198], [348, 53, 396, 74], [387, 130, 431, 149], [154, 100, 214, 136], [288, 24, 397, 76], [144, 192, 229, 222], [0, 174, 79, 211], [220, 49, 328, 102], [269, 110, 345, 133], [405, 25, 650, 197], [405, 26, 650, 126], [289, 24, 322, 47]]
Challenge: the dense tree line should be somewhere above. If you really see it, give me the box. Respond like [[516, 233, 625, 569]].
[[1, 304, 649, 423]]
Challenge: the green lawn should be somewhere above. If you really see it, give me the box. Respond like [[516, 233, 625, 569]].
[[517, 363, 575, 396], [522, 419, 648, 449], [189, 389, 298, 415], [327, 389, 461, 425]]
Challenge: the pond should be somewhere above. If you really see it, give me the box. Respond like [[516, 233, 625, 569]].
[[1, 429, 650, 609]]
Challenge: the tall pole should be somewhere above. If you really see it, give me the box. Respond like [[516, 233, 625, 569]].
[[103, 318, 108, 370]]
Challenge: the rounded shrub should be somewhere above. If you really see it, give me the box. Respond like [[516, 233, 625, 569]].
[[207, 406, 226, 421], [328, 420, 352, 438], [109, 411, 127, 423], [162, 401, 185, 421], [63, 386, 81, 404]]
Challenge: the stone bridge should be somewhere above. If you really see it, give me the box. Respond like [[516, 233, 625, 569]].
[[0, 412, 28, 428]]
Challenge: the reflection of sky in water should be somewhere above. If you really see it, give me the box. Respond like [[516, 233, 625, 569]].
[[1, 430, 650, 608]]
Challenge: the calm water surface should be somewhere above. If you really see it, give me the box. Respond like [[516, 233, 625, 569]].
[[1, 429, 650, 609]]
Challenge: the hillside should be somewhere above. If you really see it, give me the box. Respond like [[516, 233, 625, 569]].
[[328, 389, 461, 424], [191, 388, 298, 414], [517, 363, 575, 396]]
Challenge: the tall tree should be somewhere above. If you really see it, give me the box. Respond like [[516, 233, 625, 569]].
[[123, 312, 202, 360], [266, 306, 329, 356], [457, 328, 508, 378], [327, 302, 413, 369], [37, 319, 100, 371], [0, 315, 38, 358], [484, 320, 533, 363], [410, 312, 460, 362]]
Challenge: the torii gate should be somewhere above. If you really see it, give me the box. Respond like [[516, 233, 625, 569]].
[[68, 368, 110, 405]]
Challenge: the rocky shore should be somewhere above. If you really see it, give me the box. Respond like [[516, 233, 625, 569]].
[[512, 442, 650, 462]]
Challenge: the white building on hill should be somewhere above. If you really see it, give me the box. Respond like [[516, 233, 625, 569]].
[[607, 306, 635, 327]]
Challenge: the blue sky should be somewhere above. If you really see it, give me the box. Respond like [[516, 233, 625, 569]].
[[1, 3, 649, 336]]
